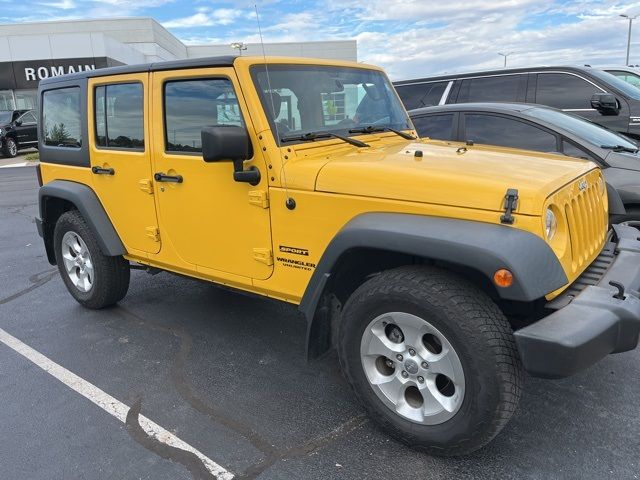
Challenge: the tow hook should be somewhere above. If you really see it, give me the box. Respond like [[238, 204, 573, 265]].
[[609, 281, 626, 300]]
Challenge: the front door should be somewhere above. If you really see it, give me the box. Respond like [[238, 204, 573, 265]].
[[88, 73, 160, 255], [15, 111, 38, 145], [150, 68, 273, 280]]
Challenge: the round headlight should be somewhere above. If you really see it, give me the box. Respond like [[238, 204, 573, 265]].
[[545, 208, 557, 240]]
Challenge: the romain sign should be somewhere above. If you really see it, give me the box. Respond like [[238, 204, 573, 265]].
[[0, 57, 122, 90]]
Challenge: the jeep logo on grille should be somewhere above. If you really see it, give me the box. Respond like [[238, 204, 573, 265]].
[[578, 179, 588, 191]]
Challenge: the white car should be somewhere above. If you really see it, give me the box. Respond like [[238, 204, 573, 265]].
[[600, 65, 640, 88]]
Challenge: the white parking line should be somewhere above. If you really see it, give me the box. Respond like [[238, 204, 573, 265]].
[[0, 326, 233, 480], [0, 162, 30, 168]]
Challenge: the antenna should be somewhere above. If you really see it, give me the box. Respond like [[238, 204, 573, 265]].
[[254, 4, 294, 210]]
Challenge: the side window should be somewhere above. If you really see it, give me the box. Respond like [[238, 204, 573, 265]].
[[562, 139, 596, 161], [20, 112, 37, 124], [536, 73, 602, 110], [396, 82, 448, 109], [458, 75, 522, 102], [465, 114, 558, 152], [164, 78, 243, 153], [607, 70, 640, 88], [42, 87, 82, 147], [94, 83, 144, 149], [412, 114, 455, 140]]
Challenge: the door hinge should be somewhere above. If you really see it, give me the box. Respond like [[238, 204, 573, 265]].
[[146, 226, 160, 242], [139, 179, 154, 194], [248, 190, 269, 208], [253, 248, 273, 265]]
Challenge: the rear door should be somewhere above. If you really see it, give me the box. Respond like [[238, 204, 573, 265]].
[[88, 73, 161, 255]]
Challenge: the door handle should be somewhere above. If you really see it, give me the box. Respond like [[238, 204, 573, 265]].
[[154, 172, 183, 183], [91, 166, 115, 175]]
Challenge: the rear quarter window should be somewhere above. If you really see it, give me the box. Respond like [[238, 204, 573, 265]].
[[396, 82, 448, 109], [42, 87, 82, 148], [412, 114, 455, 140]]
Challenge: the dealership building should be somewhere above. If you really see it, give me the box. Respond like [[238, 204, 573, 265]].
[[0, 17, 357, 111]]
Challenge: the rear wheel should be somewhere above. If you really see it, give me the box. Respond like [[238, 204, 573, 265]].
[[3, 137, 18, 158], [54, 210, 130, 309], [338, 266, 523, 455]]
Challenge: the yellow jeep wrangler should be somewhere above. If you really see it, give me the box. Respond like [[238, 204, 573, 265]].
[[35, 56, 640, 455]]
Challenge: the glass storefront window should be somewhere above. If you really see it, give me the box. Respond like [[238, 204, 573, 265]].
[[15, 90, 37, 110], [0, 90, 15, 110]]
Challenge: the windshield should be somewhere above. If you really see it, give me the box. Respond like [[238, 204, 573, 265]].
[[589, 69, 640, 100], [526, 106, 638, 150], [251, 64, 412, 145], [606, 69, 640, 88], [0, 111, 12, 123]]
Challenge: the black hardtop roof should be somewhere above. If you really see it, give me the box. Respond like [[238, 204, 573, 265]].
[[394, 65, 596, 85], [39, 55, 238, 86], [408, 102, 540, 116]]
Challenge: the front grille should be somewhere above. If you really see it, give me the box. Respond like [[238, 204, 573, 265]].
[[547, 239, 615, 310], [563, 179, 607, 273]]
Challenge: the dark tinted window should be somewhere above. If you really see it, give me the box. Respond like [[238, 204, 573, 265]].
[[465, 114, 557, 152], [397, 82, 448, 109], [536, 73, 602, 109], [95, 83, 144, 149], [43, 87, 82, 147], [458, 75, 522, 102], [164, 78, 243, 153], [412, 114, 455, 140], [562, 140, 595, 160]]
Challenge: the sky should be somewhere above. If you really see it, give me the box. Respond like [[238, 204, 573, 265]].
[[1, 0, 640, 80]]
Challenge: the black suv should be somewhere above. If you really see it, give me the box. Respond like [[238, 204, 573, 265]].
[[0, 109, 38, 158], [394, 66, 640, 139]]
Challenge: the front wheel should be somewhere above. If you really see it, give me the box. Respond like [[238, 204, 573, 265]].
[[338, 266, 523, 456], [54, 210, 130, 309], [3, 137, 18, 158]]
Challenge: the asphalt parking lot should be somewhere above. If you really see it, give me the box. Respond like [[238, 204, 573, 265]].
[[1, 166, 639, 480]]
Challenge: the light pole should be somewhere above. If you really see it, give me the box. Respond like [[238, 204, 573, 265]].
[[621, 14, 638, 66], [498, 52, 514, 68], [230, 42, 247, 56]]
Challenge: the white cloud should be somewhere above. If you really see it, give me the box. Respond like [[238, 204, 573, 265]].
[[163, 8, 244, 28]]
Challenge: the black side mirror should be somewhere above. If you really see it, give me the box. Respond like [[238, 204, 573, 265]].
[[14, 119, 22, 126], [591, 93, 620, 115], [201, 125, 260, 185]]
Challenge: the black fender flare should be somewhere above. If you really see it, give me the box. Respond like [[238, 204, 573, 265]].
[[299, 213, 568, 356], [38, 180, 126, 263]]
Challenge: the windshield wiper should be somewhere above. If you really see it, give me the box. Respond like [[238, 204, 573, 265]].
[[349, 125, 416, 140], [600, 144, 639, 153], [280, 131, 369, 148]]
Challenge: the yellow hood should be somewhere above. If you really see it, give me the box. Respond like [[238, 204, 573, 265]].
[[308, 140, 598, 215]]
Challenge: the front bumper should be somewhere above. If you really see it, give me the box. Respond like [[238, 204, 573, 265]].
[[514, 224, 640, 379]]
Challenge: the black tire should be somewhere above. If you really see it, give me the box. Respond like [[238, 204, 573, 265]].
[[54, 210, 130, 309], [338, 266, 523, 456], [3, 137, 18, 158]]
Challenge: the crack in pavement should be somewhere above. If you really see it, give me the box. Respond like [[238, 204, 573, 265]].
[[116, 306, 367, 479], [117, 306, 278, 456], [0, 269, 58, 306], [125, 397, 219, 480], [234, 414, 368, 480]]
